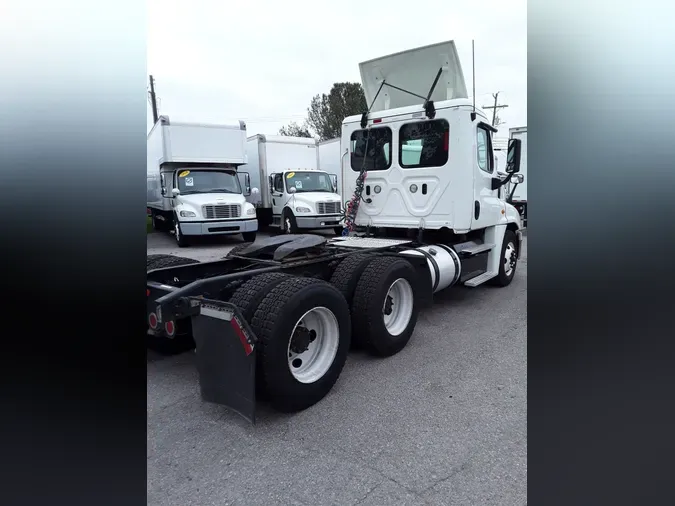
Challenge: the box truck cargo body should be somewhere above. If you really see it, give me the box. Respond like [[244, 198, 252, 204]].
[[147, 116, 259, 247], [317, 138, 343, 198]]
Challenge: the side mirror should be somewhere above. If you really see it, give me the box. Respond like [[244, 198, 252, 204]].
[[288, 186, 297, 194], [511, 174, 525, 184], [251, 187, 260, 195], [171, 188, 180, 197], [506, 138, 522, 174], [330, 174, 338, 193]]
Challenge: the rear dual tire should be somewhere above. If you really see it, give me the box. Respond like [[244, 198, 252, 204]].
[[230, 275, 351, 413], [330, 254, 420, 357]]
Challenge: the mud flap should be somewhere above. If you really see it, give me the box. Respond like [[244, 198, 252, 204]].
[[188, 298, 258, 424]]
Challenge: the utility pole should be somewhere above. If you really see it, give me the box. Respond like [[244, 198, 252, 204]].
[[483, 92, 508, 127], [149, 75, 159, 124]]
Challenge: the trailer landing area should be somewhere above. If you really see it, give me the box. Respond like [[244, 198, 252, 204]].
[[147, 234, 527, 506]]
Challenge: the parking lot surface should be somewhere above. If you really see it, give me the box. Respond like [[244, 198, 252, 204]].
[[147, 231, 527, 506]]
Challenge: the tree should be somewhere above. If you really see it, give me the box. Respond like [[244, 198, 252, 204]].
[[278, 121, 312, 138], [306, 82, 367, 141]]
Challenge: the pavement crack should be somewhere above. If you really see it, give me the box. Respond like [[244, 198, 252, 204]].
[[353, 480, 384, 505], [420, 458, 473, 493]]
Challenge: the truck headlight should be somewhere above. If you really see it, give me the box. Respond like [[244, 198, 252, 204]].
[[179, 210, 196, 218], [295, 207, 311, 213], [246, 207, 256, 216]]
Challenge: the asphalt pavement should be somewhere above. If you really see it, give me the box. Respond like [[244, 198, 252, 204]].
[[147, 231, 527, 506]]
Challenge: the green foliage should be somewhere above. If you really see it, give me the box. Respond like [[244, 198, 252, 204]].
[[307, 82, 367, 141], [278, 121, 313, 138], [279, 82, 367, 142]]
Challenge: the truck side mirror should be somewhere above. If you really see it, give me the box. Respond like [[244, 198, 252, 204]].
[[171, 188, 180, 197], [511, 174, 525, 184], [288, 186, 297, 194], [330, 174, 338, 193], [506, 138, 522, 174]]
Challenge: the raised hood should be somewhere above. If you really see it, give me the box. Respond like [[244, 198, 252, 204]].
[[359, 40, 468, 112]]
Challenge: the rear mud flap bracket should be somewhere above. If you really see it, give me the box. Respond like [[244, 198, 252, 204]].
[[189, 298, 258, 424]]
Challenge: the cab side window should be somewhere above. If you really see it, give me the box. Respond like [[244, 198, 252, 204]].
[[273, 174, 284, 193], [477, 126, 494, 173]]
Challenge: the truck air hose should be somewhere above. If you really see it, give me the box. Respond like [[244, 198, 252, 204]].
[[342, 136, 370, 235]]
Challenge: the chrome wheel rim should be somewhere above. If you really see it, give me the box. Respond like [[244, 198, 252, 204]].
[[504, 241, 516, 276]]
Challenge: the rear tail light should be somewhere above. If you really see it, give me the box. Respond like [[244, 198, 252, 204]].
[[373, 118, 382, 124], [146, 289, 150, 297], [443, 131, 449, 151], [165, 320, 176, 337], [148, 313, 158, 330]]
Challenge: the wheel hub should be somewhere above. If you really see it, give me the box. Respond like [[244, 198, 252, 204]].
[[384, 295, 394, 316], [290, 325, 315, 354], [287, 307, 340, 384]]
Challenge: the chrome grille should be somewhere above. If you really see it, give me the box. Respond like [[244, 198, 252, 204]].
[[202, 204, 241, 219], [317, 202, 341, 214]]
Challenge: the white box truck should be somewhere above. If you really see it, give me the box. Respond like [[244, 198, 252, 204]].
[[240, 135, 343, 234], [147, 116, 260, 247], [507, 126, 527, 226]]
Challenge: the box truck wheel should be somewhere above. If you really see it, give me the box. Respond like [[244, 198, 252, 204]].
[[173, 215, 190, 247], [151, 211, 166, 232], [250, 277, 351, 413], [489, 230, 518, 287], [351, 257, 419, 357], [282, 210, 298, 234]]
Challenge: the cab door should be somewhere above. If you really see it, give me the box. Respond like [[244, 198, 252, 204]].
[[270, 173, 285, 217], [471, 123, 503, 230]]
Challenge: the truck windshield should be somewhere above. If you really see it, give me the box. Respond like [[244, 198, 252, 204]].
[[176, 170, 241, 195], [285, 172, 334, 193]]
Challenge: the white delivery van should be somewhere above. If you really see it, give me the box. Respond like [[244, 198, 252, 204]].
[[240, 135, 343, 234], [147, 116, 259, 247]]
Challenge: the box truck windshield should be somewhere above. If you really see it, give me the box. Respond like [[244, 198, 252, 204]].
[[177, 169, 242, 194], [285, 171, 334, 193]]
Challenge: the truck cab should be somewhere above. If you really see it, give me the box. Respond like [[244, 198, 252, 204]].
[[269, 169, 344, 234], [341, 40, 523, 238], [167, 167, 259, 246]]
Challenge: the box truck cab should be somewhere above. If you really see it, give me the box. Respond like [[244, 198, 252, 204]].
[[269, 168, 343, 234], [147, 117, 259, 247]]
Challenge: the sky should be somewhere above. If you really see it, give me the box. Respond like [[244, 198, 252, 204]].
[[147, 0, 526, 140]]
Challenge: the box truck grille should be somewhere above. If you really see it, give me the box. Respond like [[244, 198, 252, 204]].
[[317, 202, 341, 214], [202, 204, 241, 219]]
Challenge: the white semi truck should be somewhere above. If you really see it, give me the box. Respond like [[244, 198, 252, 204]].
[[508, 126, 527, 226], [240, 135, 343, 234], [147, 117, 259, 247], [146, 40, 525, 423]]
